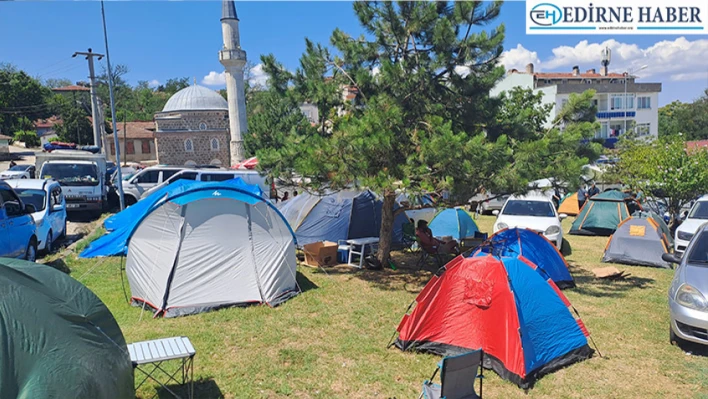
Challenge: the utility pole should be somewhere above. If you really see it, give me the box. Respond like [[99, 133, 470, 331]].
[[101, 1, 125, 210], [72, 48, 104, 150]]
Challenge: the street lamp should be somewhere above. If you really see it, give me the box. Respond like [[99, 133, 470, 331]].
[[624, 64, 648, 135]]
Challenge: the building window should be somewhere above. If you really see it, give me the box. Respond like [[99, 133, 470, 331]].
[[596, 123, 609, 139], [611, 95, 624, 110], [610, 123, 624, 137], [126, 141, 135, 155], [636, 123, 651, 136], [637, 96, 651, 109], [210, 137, 220, 152], [210, 159, 223, 167], [141, 140, 151, 154], [199, 122, 208, 131], [184, 138, 194, 153]]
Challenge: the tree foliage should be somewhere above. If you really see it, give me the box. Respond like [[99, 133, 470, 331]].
[[658, 90, 708, 140], [611, 134, 708, 224], [257, 1, 599, 264], [0, 63, 52, 135], [13, 130, 40, 147]]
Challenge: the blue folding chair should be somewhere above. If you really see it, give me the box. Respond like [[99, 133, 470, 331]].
[[420, 350, 484, 399]]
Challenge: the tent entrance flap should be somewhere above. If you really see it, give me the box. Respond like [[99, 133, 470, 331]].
[[159, 203, 190, 314]]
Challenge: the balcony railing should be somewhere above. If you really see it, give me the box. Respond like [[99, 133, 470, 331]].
[[596, 111, 636, 119]]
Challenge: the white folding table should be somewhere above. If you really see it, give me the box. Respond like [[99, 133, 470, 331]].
[[128, 336, 196, 399], [346, 237, 380, 268]]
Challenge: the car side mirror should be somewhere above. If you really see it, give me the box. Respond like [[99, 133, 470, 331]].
[[25, 204, 36, 214], [559, 213, 568, 220], [492, 210, 500, 216], [662, 253, 681, 264], [52, 204, 64, 212]]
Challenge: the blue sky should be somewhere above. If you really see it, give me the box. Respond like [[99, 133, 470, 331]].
[[1, 1, 706, 106]]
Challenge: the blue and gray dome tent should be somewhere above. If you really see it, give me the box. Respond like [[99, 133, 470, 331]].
[[277, 189, 410, 246], [82, 179, 299, 317], [428, 208, 480, 241], [474, 228, 575, 289]]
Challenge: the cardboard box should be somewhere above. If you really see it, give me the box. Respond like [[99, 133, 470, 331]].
[[303, 241, 339, 267]]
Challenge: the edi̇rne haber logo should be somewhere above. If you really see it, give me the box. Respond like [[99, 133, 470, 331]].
[[526, 0, 707, 34]]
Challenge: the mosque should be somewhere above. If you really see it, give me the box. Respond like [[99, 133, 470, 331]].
[[152, 0, 247, 167]]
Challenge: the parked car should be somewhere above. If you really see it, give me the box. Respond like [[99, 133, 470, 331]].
[[0, 180, 38, 260], [118, 166, 187, 205], [674, 195, 708, 254], [6, 179, 66, 253], [469, 193, 509, 215], [492, 193, 567, 248], [0, 164, 36, 179], [140, 169, 269, 200], [663, 224, 708, 347]]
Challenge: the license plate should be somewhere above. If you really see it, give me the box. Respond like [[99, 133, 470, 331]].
[[67, 204, 81, 209]]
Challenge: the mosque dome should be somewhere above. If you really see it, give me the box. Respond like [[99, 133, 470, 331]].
[[161, 85, 228, 113]]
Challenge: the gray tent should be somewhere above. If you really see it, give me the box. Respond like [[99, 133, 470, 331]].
[[602, 213, 672, 268], [126, 181, 300, 317]]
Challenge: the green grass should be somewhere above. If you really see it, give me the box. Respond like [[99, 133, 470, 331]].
[[63, 215, 708, 398]]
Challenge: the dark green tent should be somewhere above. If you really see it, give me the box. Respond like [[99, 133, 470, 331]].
[[570, 190, 631, 236], [0, 259, 134, 398]]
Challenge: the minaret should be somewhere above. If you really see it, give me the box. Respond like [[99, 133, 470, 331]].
[[219, 0, 247, 164]]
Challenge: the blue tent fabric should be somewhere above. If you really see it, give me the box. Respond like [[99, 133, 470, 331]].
[[474, 228, 575, 289], [428, 208, 479, 240], [501, 256, 589, 375], [81, 179, 272, 258], [278, 190, 408, 246], [103, 178, 262, 232]]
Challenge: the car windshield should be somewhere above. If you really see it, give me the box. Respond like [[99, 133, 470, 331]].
[[14, 189, 46, 212], [687, 232, 708, 265], [688, 202, 708, 220], [8, 165, 29, 171], [40, 164, 99, 186], [502, 200, 555, 217]]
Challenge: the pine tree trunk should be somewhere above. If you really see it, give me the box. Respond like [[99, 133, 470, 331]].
[[377, 190, 396, 266]]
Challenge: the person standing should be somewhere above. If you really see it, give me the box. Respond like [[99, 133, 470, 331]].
[[588, 182, 600, 198], [577, 185, 588, 210]]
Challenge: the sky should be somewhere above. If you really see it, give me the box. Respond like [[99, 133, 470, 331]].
[[1, 1, 706, 106]]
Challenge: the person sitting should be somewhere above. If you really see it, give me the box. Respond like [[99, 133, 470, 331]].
[[415, 220, 460, 255]]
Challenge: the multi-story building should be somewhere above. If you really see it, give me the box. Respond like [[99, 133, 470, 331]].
[[490, 63, 662, 142]]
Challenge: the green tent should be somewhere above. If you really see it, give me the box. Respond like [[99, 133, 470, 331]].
[[0, 259, 134, 398], [570, 190, 631, 236]]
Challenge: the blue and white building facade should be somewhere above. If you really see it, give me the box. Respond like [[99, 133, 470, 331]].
[[490, 63, 662, 141]]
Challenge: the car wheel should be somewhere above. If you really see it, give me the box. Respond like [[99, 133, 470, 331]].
[[25, 238, 37, 262], [125, 195, 137, 207], [669, 325, 685, 347], [44, 230, 53, 254], [58, 221, 67, 239]]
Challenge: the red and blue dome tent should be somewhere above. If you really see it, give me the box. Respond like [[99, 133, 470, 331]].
[[394, 255, 593, 389], [473, 227, 575, 289]]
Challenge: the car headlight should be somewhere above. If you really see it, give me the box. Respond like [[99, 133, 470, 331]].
[[677, 231, 694, 241], [496, 222, 508, 231], [675, 284, 708, 311], [545, 225, 561, 235]]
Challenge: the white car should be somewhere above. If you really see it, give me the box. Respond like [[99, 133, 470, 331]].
[[6, 179, 67, 253], [492, 193, 567, 248], [0, 164, 36, 179], [674, 195, 708, 254], [119, 166, 186, 205]]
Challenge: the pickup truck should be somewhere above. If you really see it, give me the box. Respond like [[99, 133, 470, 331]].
[[36, 151, 107, 215]]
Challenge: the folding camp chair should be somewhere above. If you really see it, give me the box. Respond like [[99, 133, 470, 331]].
[[417, 244, 445, 270], [402, 222, 419, 252], [420, 350, 484, 399]]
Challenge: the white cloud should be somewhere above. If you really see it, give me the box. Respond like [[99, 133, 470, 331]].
[[503, 37, 708, 82], [148, 79, 160, 88], [202, 71, 226, 86], [248, 63, 268, 87], [499, 44, 541, 71], [202, 64, 269, 87]]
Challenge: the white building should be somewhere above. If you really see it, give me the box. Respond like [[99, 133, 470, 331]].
[[490, 63, 662, 140]]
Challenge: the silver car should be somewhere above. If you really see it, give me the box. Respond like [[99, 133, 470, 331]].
[[663, 224, 708, 347]]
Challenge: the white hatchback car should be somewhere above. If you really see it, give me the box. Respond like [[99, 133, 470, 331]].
[[674, 195, 708, 254], [6, 179, 67, 253], [493, 193, 567, 248]]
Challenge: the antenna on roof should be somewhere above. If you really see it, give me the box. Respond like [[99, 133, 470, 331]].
[[601, 47, 611, 68]]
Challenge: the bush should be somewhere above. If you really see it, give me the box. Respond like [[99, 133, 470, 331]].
[[48, 136, 60, 143], [13, 130, 40, 147]]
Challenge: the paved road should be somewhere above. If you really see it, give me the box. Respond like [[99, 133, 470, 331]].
[[0, 144, 37, 170]]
